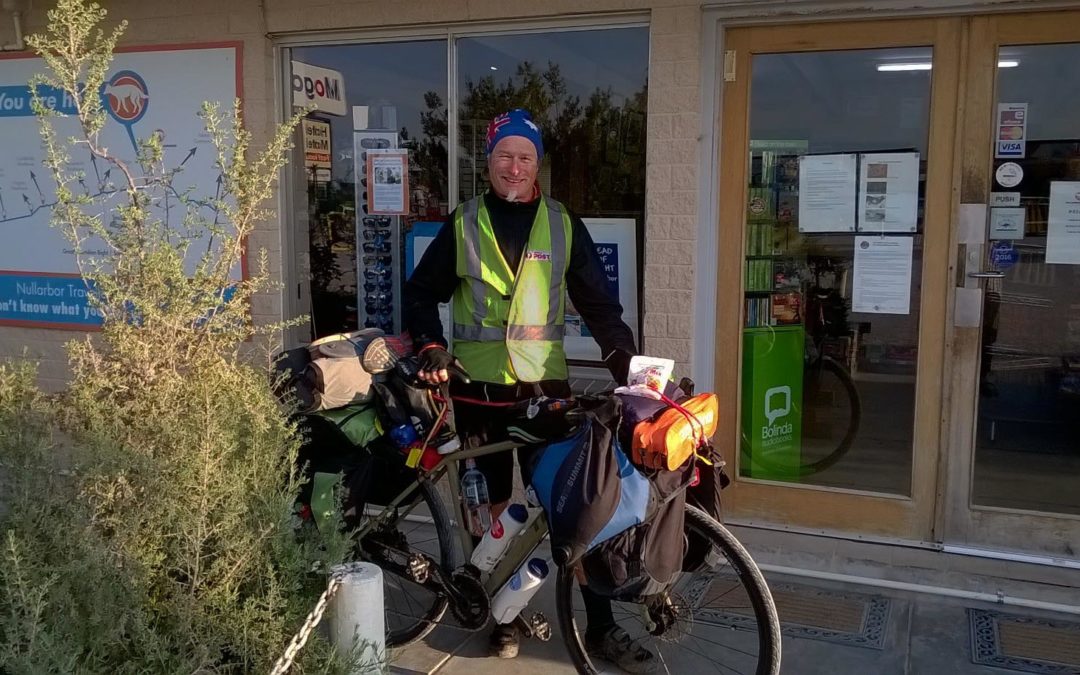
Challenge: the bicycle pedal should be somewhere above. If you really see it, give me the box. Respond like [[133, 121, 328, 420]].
[[529, 611, 551, 642]]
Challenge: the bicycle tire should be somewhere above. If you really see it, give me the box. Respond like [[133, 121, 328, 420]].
[[356, 480, 458, 648], [555, 504, 781, 675], [801, 356, 861, 475]]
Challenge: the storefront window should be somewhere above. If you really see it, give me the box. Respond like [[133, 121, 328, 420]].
[[288, 26, 647, 352], [456, 28, 648, 215], [290, 41, 447, 338], [973, 43, 1080, 515], [455, 29, 648, 358], [739, 48, 934, 495]]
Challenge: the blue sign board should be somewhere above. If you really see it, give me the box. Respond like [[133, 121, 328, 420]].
[[0, 273, 101, 327]]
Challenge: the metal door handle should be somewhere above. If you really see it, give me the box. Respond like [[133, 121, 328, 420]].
[[967, 271, 1005, 279]]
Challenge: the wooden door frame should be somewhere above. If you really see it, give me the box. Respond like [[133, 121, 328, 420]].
[[715, 18, 962, 540], [943, 10, 1080, 556]]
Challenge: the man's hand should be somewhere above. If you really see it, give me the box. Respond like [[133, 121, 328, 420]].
[[417, 344, 463, 385], [603, 347, 636, 387]]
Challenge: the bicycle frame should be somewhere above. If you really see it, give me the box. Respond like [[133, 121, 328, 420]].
[[354, 438, 552, 595]]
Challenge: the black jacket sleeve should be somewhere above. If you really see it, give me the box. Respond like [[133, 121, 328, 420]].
[[565, 214, 639, 381], [403, 215, 456, 350]]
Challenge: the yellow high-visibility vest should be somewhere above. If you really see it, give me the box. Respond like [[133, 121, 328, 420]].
[[451, 194, 573, 383]]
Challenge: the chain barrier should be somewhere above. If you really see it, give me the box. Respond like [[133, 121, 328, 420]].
[[269, 562, 370, 675]]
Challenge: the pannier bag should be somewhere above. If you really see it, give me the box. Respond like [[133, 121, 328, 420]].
[[272, 330, 385, 413], [528, 396, 656, 565], [682, 444, 730, 572], [630, 393, 719, 471], [581, 487, 687, 601], [297, 408, 419, 530]]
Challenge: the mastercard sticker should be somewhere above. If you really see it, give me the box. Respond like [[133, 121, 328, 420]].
[[995, 103, 1028, 159]]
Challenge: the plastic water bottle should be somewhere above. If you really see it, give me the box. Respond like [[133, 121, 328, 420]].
[[470, 504, 529, 572], [490, 558, 550, 624], [461, 459, 492, 537]]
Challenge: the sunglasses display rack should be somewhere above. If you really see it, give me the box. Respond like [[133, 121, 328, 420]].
[[354, 130, 401, 335]]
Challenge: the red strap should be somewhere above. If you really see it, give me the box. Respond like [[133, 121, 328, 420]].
[[418, 343, 445, 354], [433, 392, 517, 408], [660, 392, 707, 448]]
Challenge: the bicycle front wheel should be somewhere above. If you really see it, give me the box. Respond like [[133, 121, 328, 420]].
[[555, 504, 781, 675], [355, 480, 458, 648]]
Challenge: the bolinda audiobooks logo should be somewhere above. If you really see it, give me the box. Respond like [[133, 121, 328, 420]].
[[762, 385, 794, 446]]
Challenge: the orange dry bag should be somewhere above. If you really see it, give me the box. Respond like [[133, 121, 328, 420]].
[[630, 393, 719, 471]]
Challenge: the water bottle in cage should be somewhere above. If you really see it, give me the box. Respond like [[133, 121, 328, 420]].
[[461, 459, 492, 537]]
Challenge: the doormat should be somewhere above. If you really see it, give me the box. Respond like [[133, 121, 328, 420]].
[[695, 580, 891, 649], [970, 608, 1080, 674]]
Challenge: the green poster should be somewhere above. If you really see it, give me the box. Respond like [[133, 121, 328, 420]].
[[741, 326, 804, 479]]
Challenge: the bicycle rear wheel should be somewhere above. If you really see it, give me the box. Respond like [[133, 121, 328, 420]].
[[555, 504, 781, 675], [356, 480, 459, 648], [800, 356, 861, 475]]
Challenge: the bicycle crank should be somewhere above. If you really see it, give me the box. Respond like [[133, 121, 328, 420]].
[[441, 569, 490, 630], [512, 611, 552, 642], [363, 542, 491, 629]]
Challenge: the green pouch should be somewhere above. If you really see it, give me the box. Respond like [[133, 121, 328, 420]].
[[313, 404, 383, 448]]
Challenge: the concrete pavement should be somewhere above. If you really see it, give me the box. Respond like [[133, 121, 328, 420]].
[[389, 567, 1080, 675]]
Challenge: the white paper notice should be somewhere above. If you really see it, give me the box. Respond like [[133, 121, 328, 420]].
[[853, 236, 914, 314], [798, 154, 857, 232], [1047, 181, 1080, 265], [858, 152, 920, 233], [989, 207, 1025, 240], [367, 149, 409, 215]]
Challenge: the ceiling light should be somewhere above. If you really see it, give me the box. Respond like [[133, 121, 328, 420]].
[[877, 60, 1019, 72], [876, 63, 933, 72]]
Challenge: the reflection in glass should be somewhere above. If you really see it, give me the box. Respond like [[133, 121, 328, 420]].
[[738, 49, 934, 496], [290, 41, 447, 338], [455, 28, 649, 218], [973, 43, 1080, 515]]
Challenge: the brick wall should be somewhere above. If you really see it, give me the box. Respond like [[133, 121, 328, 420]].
[[642, 5, 702, 375]]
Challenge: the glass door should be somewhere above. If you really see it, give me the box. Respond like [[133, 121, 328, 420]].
[[717, 19, 962, 539], [945, 12, 1080, 558]]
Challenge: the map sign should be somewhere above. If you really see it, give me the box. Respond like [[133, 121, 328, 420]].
[[0, 44, 240, 329]]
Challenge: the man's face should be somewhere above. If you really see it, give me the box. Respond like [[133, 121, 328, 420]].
[[488, 136, 539, 202]]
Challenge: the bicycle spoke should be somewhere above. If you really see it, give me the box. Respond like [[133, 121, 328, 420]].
[[684, 629, 766, 663], [655, 644, 672, 674], [656, 639, 736, 674]]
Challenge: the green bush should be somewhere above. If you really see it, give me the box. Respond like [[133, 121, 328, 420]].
[[0, 1, 362, 672]]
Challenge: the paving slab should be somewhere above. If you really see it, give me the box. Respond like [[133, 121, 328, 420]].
[[389, 569, 1080, 675]]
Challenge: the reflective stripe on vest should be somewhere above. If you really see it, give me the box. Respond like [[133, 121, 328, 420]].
[[451, 194, 572, 383]]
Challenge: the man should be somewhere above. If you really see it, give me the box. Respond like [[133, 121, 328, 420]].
[[404, 108, 656, 673]]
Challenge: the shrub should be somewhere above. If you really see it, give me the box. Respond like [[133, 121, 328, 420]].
[[0, 1, 360, 672]]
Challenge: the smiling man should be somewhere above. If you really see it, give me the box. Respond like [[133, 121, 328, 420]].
[[404, 109, 653, 672]]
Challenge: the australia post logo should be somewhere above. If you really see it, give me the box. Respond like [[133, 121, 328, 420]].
[[762, 385, 794, 446], [524, 249, 552, 262], [291, 61, 346, 116]]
